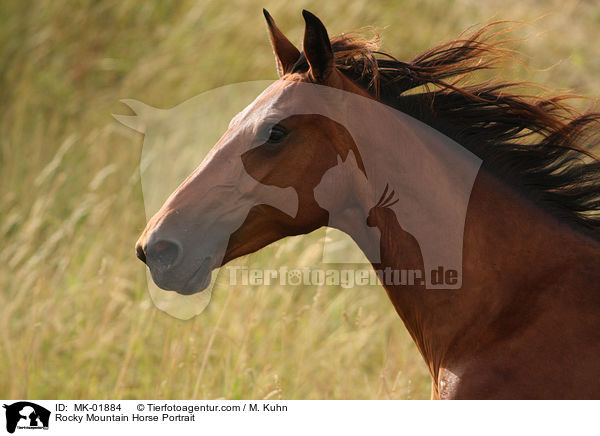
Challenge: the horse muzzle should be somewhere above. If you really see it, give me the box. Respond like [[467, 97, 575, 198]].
[[136, 233, 217, 295]]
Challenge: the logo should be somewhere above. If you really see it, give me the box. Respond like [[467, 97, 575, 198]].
[[116, 80, 481, 319], [3, 402, 50, 434]]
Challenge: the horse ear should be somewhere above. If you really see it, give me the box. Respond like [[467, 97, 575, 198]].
[[263, 9, 300, 77], [302, 10, 334, 82]]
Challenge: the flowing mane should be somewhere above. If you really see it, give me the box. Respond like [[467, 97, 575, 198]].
[[290, 23, 600, 237]]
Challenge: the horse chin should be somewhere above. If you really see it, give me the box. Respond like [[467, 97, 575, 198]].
[[173, 256, 214, 295]]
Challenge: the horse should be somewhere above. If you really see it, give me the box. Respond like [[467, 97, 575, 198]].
[[135, 9, 600, 399]]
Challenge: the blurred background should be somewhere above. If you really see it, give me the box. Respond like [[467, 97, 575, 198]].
[[1, 0, 598, 399]]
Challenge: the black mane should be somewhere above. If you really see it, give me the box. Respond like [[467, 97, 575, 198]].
[[292, 24, 600, 237]]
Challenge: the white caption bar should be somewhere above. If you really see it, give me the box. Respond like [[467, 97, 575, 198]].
[[0, 400, 596, 436]]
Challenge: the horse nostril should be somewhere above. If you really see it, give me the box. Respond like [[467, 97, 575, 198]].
[[136, 243, 147, 264], [147, 239, 181, 270]]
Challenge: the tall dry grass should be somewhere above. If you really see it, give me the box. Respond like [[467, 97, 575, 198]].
[[1, 0, 598, 399]]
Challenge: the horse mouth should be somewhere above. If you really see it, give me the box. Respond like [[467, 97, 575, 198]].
[[176, 256, 214, 295]]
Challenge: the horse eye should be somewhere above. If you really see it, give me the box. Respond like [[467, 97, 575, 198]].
[[267, 124, 287, 144]]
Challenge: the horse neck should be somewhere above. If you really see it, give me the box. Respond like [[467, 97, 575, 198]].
[[362, 165, 600, 384]]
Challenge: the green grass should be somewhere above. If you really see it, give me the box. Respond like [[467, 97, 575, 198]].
[[1, 0, 599, 399]]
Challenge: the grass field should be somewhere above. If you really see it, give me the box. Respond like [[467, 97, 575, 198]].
[[1, 0, 599, 399]]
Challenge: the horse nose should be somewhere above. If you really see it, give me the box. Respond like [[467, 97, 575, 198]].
[[145, 239, 182, 270]]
